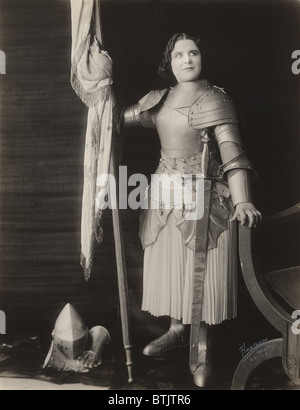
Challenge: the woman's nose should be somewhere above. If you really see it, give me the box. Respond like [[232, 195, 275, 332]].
[[184, 54, 192, 64]]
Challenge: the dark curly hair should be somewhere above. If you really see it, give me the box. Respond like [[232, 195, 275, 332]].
[[158, 33, 201, 82]]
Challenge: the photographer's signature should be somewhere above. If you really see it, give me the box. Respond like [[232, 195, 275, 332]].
[[239, 338, 268, 358]]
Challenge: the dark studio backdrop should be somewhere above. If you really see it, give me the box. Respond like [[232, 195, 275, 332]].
[[0, 0, 299, 387]]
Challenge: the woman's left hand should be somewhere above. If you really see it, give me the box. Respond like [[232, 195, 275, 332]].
[[229, 202, 262, 228]]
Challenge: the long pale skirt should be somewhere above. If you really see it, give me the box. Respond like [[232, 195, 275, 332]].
[[141, 212, 238, 325]]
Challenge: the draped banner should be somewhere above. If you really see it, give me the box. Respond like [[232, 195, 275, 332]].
[[70, 0, 113, 280]]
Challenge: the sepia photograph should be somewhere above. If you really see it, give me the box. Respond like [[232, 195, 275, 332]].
[[0, 0, 299, 393]]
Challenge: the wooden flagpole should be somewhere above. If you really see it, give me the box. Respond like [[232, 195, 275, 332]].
[[95, 0, 133, 384], [110, 152, 133, 384]]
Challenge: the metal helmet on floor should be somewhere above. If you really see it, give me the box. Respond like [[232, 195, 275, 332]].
[[43, 303, 110, 373], [52, 303, 88, 359]]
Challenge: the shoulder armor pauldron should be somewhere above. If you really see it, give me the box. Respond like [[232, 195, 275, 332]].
[[188, 82, 239, 129], [138, 89, 169, 113]]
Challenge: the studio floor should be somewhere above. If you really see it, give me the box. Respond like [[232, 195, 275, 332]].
[[1, 315, 299, 391], [0, 378, 106, 390]]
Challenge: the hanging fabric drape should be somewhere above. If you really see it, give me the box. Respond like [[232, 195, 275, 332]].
[[70, 0, 113, 280]]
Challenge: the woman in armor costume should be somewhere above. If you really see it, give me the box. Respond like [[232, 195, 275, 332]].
[[120, 33, 262, 387]]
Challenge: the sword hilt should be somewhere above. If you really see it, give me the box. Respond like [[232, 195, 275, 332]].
[[200, 129, 211, 177]]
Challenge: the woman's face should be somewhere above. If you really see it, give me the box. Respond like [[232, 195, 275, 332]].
[[171, 39, 202, 84]]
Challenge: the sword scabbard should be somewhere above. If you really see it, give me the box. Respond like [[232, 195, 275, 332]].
[[189, 175, 212, 373]]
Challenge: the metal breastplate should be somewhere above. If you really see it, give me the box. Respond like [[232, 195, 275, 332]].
[[156, 104, 203, 156]]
